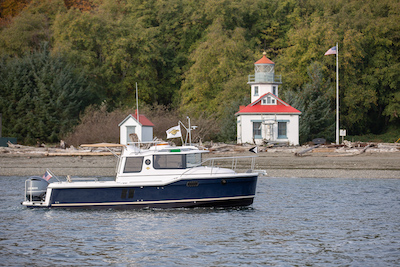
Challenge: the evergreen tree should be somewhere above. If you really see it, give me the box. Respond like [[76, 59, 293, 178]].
[[0, 43, 96, 144], [284, 62, 335, 144]]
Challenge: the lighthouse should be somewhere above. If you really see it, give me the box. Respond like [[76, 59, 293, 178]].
[[248, 51, 282, 102], [236, 53, 301, 146]]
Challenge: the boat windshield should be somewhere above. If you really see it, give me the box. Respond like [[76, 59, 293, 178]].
[[186, 153, 202, 168]]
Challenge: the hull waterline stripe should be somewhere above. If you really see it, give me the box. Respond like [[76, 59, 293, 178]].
[[51, 195, 255, 207]]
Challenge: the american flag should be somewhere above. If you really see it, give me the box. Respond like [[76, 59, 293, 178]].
[[42, 171, 53, 181], [325, 46, 337, 56]]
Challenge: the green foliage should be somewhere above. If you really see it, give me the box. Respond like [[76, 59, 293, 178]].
[[179, 21, 253, 116], [0, 0, 66, 56], [347, 125, 400, 143], [0, 43, 95, 144], [217, 96, 250, 142], [0, 0, 399, 144], [278, 0, 400, 137], [285, 62, 335, 144]]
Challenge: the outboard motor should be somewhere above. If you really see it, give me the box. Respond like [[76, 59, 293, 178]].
[[25, 176, 49, 201]]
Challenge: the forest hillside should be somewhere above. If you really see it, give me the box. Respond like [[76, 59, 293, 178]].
[[0, 0, 399, 144]]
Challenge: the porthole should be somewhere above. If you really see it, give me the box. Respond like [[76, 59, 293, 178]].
[[221, 179, 227, 185], [145, 159, 151, 165]]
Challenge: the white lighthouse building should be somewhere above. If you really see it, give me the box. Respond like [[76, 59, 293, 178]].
[[236, 52, 301, 146]]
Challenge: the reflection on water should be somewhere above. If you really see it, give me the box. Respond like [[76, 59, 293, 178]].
[[1, 176, 399, 266]]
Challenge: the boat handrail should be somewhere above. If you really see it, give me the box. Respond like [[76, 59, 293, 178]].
[[126, 139, 173, 152], [179, 155, 257, 177], [67, 177, 99, 182]]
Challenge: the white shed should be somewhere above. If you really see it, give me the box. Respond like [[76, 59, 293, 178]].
[[119, 112, 154, 144]]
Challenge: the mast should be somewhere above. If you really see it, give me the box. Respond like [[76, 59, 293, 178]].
[[136, 82, 139, 124]]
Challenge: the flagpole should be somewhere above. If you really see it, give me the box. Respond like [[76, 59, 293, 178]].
[[336, 42, 339, 145]]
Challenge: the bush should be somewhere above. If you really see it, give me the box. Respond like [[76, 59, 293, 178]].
[[65, 104, 221, 146], [64, 105, 126, 147]]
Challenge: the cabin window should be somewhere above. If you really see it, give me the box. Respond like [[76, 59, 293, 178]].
[[123, 157, 144, 173], [186, 153, 202, 168], [153, 155, 185, 169]]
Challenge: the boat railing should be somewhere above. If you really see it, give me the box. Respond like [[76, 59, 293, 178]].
[[66, 176, 99, 182], [127, 140, 175, 151], [203, 155, 257, 171], [180, 155, 262, 177]]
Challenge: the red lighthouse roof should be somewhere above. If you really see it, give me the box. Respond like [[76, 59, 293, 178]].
[[255, 53, 275, 64], [236, 93, 301, 115]]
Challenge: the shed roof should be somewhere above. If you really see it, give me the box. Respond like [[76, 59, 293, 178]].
[[118, 113, 154, 127]]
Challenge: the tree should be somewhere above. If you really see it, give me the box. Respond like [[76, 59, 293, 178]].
[[179, 20, 253, 117], [0, 43, 96, 144], [284, 62, 335, 144], [0, 0, 66, 56]]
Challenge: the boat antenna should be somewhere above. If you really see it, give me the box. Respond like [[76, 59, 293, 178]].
[[178, 116, 197, 146]]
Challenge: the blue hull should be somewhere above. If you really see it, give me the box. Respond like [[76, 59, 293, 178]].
[[49, 176, 258, 209]]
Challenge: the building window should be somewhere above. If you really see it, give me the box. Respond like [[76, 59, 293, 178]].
[[126, 126, 136, 143], [267, 96, 271, 104], [278, 122, 287, 139], [272, 86, 277, 96], [254, 86, 259, 96], [262, 99, 266, 105], [253, 122, 262, 139]]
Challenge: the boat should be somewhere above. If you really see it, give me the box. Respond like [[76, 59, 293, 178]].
[[22, 124, 263, 209]]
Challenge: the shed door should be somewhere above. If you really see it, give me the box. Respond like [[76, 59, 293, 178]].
[[126, 126, 136, 143]]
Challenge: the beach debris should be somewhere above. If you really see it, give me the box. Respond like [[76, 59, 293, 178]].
[[0, 141, 399, 157], [295, 145, 320, 157]]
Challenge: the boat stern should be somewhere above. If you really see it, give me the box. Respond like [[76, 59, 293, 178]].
[[22, 176, 51, 207]]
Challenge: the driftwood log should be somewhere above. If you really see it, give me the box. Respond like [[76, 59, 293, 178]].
[[295, 145, 320, 157]]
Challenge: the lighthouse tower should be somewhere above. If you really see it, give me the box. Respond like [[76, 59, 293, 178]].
[[248, 51, 282, 103], [236, 53, 301, 146]]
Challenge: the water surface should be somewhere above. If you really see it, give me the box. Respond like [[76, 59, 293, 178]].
[[1, 176, 399, 266]]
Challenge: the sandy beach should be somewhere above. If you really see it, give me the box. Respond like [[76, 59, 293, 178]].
[[1, 149, 399, 178]]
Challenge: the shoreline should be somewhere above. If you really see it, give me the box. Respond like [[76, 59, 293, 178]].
[[1, 150, 399, 179]]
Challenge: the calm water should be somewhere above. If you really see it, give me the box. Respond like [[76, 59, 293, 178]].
[[0, 176, 399, 266]]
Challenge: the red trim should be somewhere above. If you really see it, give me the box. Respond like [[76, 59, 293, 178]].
[[236, 93, 301, 114]]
